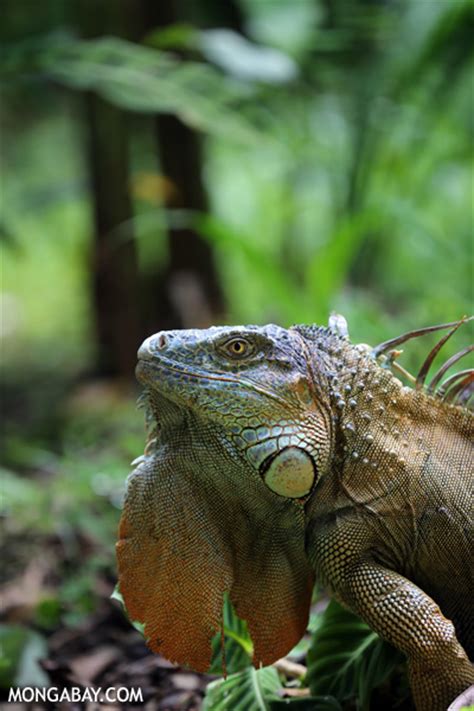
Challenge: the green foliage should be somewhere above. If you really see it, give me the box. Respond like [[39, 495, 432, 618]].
[[203, 666, 282, 711], [199, 599, 406, 710], [2, 401, 143, 631], [146, 25, 298, 84], [3, 35, 260, 143], [306, 601, 405, 710], [34, 596, 62, 630], [2, 0, 472, 376]]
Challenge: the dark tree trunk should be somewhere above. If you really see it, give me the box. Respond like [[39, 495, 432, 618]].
[[148, 113, 223, 330], [79, 0, 142, 377], [84, 95, 140, 376]]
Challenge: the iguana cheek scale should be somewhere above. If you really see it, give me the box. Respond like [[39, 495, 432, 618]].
[[117, 319, 473, 711]]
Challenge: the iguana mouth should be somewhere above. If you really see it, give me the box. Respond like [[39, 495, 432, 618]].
[[136, 356, 289, 411], [137, 355, 238, 385]]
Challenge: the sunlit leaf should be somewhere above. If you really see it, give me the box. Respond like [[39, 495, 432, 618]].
[[203, 666, 282, 711], [144, 23, 198, 51], [200, 29, 298, 84]]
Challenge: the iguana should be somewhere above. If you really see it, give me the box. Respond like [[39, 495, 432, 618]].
[[117, 317, 473, 710]]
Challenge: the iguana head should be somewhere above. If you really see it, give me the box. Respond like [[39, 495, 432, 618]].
[[136, 325, 333, 494], [117, 324, 335, 672]]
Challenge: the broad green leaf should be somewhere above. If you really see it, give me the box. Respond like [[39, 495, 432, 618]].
[[306, 601, 404, 709], [209, 593, 254, 675], [203, 666, 282, 711], [199, 29, 298, 84]]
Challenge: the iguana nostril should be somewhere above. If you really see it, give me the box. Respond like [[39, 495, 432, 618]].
[[156, 332, 168, 350], [137, 333, 170, 360]]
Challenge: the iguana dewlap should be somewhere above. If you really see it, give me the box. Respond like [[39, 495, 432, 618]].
[[117, 319, 474, 710]]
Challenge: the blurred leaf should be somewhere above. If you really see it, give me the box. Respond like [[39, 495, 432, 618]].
[[0, 468, 48, 528], [305, 210, 380, 318], [200, 30, 298, 84], [146, 21, 299, 87], [14, 629, 49, 688], [0, 625, 28, 688], [244, 2, 321, 57], [0, 625, 48, 689], [144, 23, 198, 51], [288, 610, 324, 659], [395, 0, 474, 97], [193, 212, 302, 320], [306, 601, 404, 709], [3, 35, 260, 143], [34, 596, 62, 630], [59, 560, 100, 625], [0, 221, 19, 251], [203, 666, 282, 711]]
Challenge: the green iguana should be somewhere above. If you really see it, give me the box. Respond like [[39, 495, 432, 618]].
[[117, 317, 473, 710]]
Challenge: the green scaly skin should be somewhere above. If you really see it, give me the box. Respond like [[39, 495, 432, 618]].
[[117, 323, 473, 711]]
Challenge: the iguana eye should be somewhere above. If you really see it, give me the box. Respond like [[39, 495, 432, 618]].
[[221, 337, 253, 359]]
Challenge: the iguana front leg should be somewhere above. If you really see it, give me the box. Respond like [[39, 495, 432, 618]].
[[341, 561, 473, 710], [310, 528, 474, 711]]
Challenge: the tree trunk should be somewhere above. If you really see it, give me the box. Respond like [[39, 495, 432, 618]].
[[79, 0, 141, 377], [84, 95, 140, 376]]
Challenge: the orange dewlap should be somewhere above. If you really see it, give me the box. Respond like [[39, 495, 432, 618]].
[[116, 452, 313, 672], [117, 515, 231, 671]]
